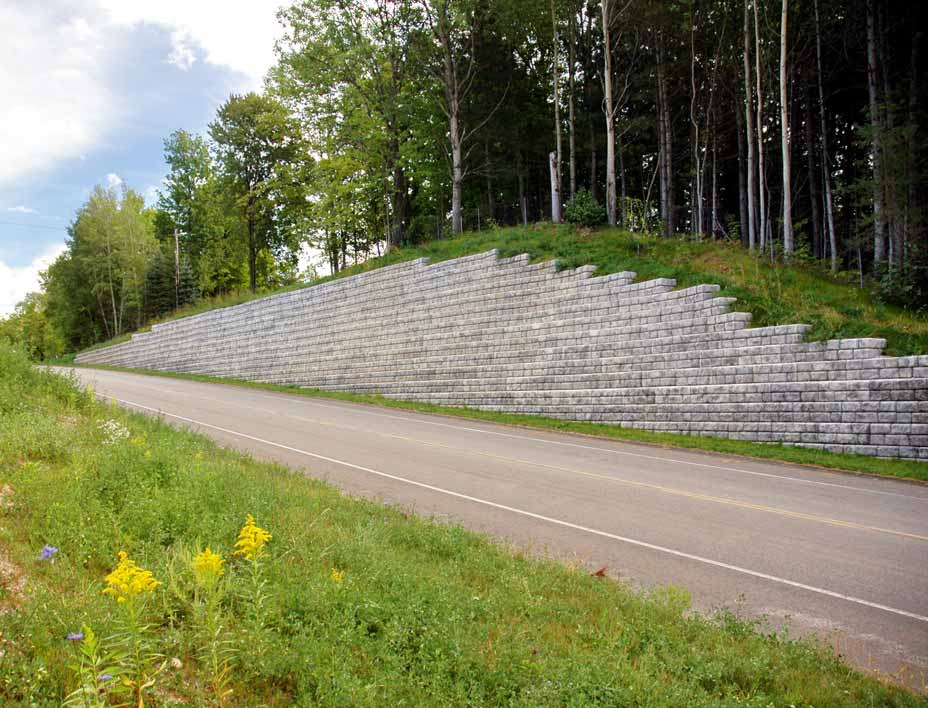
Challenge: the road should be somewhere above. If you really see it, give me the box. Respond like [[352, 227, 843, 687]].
[[63, 366, 928, 688]]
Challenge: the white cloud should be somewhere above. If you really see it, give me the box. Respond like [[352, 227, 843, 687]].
[[0, 4, 121, 188], [7, 206, 39, 215], [0, 243, 67, 316], [167, 31, 197, 71], [97, 0, 286, 84], [106, 172, 123, 188]]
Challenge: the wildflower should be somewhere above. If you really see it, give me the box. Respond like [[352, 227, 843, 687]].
[[97, 419, 130, 446], [233, 515, 271, 561], [66, 631, 84, 641], [329, 568, 344, 584], [192, 547, 225, 583], [38, 544, 58, 561], [102, 551, 160, 603], [97, 673, 113, 681]]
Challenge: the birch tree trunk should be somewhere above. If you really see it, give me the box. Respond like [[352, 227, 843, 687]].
[[550, 0, 562, 222], [602, 0, 617, 226], [753, 0, 767, 250], [813, 0, 838, 270], [867, 0, 886, 263], [735, 89, 749, 246], [780, 0, 793, 255], [549, 151, 561, 222], [568, 2, 577, 200], [743, 0, 757, 249]]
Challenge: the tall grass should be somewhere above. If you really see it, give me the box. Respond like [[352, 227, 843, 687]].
[[0, 348, 921, 705]]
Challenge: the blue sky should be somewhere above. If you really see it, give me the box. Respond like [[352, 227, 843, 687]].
[[0, 1, 286, 314]]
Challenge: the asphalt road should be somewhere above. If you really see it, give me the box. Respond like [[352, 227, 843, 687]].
[[62, 367, 928, 688]]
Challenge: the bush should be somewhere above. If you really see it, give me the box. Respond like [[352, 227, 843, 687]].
[[874, 260, 928, 313], [564, 189, 604, 228]]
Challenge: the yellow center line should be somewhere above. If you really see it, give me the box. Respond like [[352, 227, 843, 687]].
[[283, 412, 928, 543]]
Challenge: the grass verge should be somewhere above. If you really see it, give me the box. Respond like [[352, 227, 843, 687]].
[[81, 224, 928, 357], [1, 348, 922, 705], [69, 362, 928, 484]]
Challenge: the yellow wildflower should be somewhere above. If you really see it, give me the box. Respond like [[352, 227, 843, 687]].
[[233, 515, 271, 561], [329, 568, 344, 584], [103, 552, 160, 603], [192, 547, 225, 583]]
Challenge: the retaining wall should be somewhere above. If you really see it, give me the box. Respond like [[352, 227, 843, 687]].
[[76, 250, 928, 460]]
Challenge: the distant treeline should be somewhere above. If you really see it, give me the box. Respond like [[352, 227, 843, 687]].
[[3, 0, 926, 358]]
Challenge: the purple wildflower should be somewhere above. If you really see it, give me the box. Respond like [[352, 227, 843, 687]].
[[39, 545, 58, 561], [66, 631, 84, 641], [97, 673, 113, 681]]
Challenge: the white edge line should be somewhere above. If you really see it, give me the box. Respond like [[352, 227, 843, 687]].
[[109, 394, 928, 625]]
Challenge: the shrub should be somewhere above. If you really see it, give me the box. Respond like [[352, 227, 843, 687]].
[[564, 189, 604, 228]]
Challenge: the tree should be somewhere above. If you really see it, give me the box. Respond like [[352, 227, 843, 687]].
[[274, 0, 420, 249], [209, 92, 307, 293], [43, 185, 158, 347], [158, 130, 214, 270], [0, 292, 64, 361], [779, 0, 793, 254]]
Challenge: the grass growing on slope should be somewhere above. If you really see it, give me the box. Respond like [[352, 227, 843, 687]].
[[80, 224, 928, 357], [72, 362, 928, 483], [1, 349, 922, 706]]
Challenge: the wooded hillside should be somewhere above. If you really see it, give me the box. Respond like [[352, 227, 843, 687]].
[[4, 0, 926, 355]]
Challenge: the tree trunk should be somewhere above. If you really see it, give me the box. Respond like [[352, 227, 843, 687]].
[[602, 0, 617, 226], [657, 35, 674, 237], [754, 0, 767, 250], [743, 0, 757, 249], [517, 149, 528, 225], [450, 106, 464, 234], [551, 0, 563, 222], [780, 0, 793, 255], [735, 92, 749, 246], [568, 2, 577, 199], [804, 96, 822, 259], [549, 152, 561, 222], [485, 139, 495, 222], [390, 161, 408, 250], [867, 0, 886, 264], [618, 135, 627, 227], [689, 21, 703, 236], [247, 209, 257, 293], [590, 116, 598, 201], [813, 0, 838, 271], [907, 30, 922, 251]]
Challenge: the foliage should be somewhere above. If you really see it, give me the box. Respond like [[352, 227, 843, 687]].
[[209, 92, 310, 293], [564, 188, 605, 227], [144, 247, 198, 320], [0, 348, 921, 705], [42, 186, 159, 350], [874, 260, 928, 313], [0, 293, 64, 361]]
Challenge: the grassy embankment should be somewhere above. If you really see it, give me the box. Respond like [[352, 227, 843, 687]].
[[81, 224, 928, 356], [0, 349, 922, 705]]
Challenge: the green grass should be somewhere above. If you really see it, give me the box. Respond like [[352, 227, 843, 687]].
[[71, 361, 928, 483], [1, 348, 922, 705], [82, 224, 928, 357]]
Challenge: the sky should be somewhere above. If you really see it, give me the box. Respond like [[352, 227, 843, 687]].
[[0, 0, 288, 315]]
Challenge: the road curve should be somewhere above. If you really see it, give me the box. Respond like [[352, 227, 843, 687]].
[[61, 367, 928, 688]]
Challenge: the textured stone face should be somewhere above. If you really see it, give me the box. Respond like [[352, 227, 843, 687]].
[[75, 249, 928, 461]]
